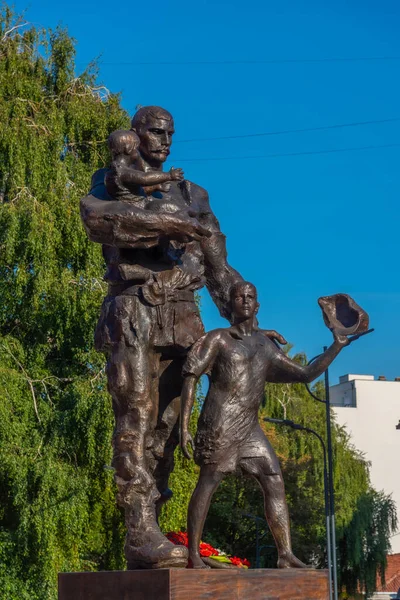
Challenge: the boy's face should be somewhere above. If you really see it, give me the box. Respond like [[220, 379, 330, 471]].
[[231, 284, 259, 320]]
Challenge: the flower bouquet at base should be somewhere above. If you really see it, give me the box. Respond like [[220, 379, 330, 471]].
[[166, 531, 251, 569]]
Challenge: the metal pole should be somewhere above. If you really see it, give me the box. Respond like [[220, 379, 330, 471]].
[[323, 351, 338, 600], [256, 518, 260, 568], [320, 428, 333, 600], [264, 417, 334, 598], [303, 423, 333, 600], [242, 513, 266, 569], [303, 333, 374, 599], [326, 508, 333, 600]]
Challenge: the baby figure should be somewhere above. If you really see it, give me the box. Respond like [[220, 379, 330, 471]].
[[104, 129, 191, 285], [105, 129, 184, 207]]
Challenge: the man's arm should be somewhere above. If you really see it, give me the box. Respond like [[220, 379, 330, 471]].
[[196, 189, 243, 321], [267, 334, 349, 384], [80, 191, 210, 249], [192, 185, 286, 339]]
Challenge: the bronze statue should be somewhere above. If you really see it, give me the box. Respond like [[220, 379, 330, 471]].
[[80, 107, 285, 569], [180, 281, 360, 569]]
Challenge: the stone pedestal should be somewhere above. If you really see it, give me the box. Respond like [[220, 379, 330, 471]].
[[58, 568, 329, 600]]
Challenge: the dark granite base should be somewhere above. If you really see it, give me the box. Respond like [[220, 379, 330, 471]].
[[58, 568, 329, 599]]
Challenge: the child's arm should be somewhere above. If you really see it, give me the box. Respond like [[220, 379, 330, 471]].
[[267, 331, 350, 384], [120, 165, 184, 188], [180, 331, 221, 459], [180, 375, 198, 459]]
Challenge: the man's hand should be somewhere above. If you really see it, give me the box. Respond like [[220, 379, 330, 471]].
[[169, 167, 185, 181], [262, 329, 288, 345], [180, 430, 195, 460], [164, 212, 212, 243]]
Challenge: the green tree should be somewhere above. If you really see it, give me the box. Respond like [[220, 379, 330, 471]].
[[0, 9, 129, 599], [0, 9, 203, 597]]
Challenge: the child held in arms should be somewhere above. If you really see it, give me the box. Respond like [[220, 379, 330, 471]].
[[180, 281, 354, 569], [105, 129, 184, 211], [104, 128, 189, 283]]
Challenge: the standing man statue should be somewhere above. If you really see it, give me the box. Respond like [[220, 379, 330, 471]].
[[80, 106, 284, 569]]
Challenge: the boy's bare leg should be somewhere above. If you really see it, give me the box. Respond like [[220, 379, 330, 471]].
[[241, 457, 307, 568], [188, 464, 225, 568]]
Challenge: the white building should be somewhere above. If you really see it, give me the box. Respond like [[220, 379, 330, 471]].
[[331, 374, 400, 554]]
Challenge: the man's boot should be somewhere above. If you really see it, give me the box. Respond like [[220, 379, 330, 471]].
[[116, 466, 188, 569]]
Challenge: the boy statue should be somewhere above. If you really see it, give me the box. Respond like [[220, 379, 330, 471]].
[[180, 281, 358, 569]]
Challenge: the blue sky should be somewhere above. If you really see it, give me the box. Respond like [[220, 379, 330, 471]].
[[14, 0, 400, 383]]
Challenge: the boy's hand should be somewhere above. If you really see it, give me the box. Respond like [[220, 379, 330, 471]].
[[169, 167, 184, 181], [181, 430, 195, 460], [333, 330, 351, 347]]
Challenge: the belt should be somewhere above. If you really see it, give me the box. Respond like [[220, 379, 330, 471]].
[[107, 282, 196, 303]]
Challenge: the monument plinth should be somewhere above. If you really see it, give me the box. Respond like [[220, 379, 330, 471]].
[[58, 568, 329, 600]]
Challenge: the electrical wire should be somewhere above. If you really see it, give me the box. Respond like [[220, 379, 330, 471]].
[[174, 142, 400, 163], [100, 56, 400, 66], [174, 117, 400, 144]]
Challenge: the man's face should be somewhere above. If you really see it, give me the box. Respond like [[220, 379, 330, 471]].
[[136, 117, 175, 166], [231, 284, 258, 320]]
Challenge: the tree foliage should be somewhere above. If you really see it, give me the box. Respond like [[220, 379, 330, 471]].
[[0, 9, 206, 597], [0, 9, 130, 598]]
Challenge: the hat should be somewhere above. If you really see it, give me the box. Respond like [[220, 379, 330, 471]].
[[318, 293, 369, 336]]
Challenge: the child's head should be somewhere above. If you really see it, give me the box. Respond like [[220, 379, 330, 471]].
[[230, 281, 259, 321], [107, 129, 140, 160]]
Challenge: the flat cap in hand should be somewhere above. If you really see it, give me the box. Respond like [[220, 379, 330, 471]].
[[318, 293, 369, 336]]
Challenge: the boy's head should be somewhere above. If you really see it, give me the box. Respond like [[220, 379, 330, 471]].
[[107, 129, 140, 160], [230, 281, 259, 320]]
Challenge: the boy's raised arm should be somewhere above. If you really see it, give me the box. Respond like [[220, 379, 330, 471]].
[[267, 332, 350, 384]]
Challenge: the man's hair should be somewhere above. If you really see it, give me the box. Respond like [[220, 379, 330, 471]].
[[131, 106, 173, 132], [107, 129, 140, 157], [230, 281, 257, 300]]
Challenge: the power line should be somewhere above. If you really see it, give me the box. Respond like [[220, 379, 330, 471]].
[[174, 117, 400, 144], [174, 142, 400, 163], [99, 56, 400, 66]]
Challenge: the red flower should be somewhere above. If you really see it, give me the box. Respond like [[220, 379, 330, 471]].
[[230, 556, 250, 568], [166, 531, 188, 547], [166, 531, 249, 568], [199, 542, 219, 557]]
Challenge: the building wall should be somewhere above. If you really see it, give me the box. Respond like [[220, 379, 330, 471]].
[[376, 553, 400, 597], [331, 375, 400, 554]]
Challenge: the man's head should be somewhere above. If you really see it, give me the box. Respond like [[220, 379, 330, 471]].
[[131, 106, 174, 167], [108, 129, 140, 160], [230, 281, 259, 321]]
